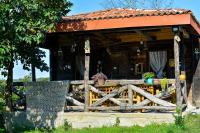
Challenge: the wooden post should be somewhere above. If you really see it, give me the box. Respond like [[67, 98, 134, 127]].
[[84, 37, 90, 112], [128, 85, 133, 106], [174, 34, 182, 107], [31, 64, 36, 82]]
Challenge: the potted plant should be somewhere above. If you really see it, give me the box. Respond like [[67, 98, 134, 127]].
[[160, 78, 168, 92], [143, 72, 155, 85], [91, 72, 108, 86]]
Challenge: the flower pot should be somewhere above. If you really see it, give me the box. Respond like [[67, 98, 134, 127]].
[[97, 78, 105, 86], [146, 78, 153, 85]]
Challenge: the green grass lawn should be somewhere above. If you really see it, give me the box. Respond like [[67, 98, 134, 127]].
[[10, 113, 200, 133]]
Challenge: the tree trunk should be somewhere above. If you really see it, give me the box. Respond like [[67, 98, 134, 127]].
[[5, 62, 14, 133]]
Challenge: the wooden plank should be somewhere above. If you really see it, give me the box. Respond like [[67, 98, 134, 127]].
[[181, 81, 187, 104], [128, 85, 133, 106], [66, 96, 84, 106], [174, 34, 181, 106], [88, 106, 176, 111], [134, 93, 163, 106], [70, 80, 94, 85], [70, 79, 176, 85], [128, 85, 175, 107], [89, 85, 122, 105], [65, 106, 84, 111], [91, 86, 128, 107], [84, 37, 90, 112]]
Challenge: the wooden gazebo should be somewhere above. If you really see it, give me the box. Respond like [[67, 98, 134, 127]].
[[41, 8, 200, 112]]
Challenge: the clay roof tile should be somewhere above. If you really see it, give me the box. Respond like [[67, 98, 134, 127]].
[[62, 8, 192, 21]]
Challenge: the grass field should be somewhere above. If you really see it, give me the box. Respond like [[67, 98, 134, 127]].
[[9, 113, 200, 133]]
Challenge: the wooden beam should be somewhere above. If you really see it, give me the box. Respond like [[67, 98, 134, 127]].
[[89, 85, 122, 105], [134, 92, 164, 106], [128, 85, 133, 106], [88, 106, 176, 111], [65, 106, 84, 111], [66, 96, 84, 106], [181, 81, 187, 104], [84, 37, 90, 112], [70, 79, 176, 85], [174, 34, 181, 106], [128, 85, 175, 107], [135, 30, 154, 41], [91, 86, 128, 107]]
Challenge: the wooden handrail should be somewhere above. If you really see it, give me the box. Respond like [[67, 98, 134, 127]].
[[70, 79, 176, 85]]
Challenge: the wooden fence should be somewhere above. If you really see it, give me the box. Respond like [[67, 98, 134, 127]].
[[66, 79, 186, 112], [11, 79, 187, 112]]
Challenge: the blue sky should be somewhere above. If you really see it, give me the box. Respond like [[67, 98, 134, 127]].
[[5, 0, 200, 80]]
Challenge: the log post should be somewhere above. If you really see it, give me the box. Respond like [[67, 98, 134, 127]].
[[128, 85, 133, 106], [84, 37, 90, 112], [174, 33, 182, 107]]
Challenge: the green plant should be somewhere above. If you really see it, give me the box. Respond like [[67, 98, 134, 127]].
[[160, 78, 168, 91], [64, 119, 72, 131], [113, 117, 120, 127], [143, 72, 155, 80], [0, 80, 6, 111], [173, 107, 185, 129]]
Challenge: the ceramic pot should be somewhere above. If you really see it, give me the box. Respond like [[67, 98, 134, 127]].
[[146, 78, 153, 85]]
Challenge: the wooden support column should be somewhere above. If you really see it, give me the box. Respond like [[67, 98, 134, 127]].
[[31, 64, 36, 82], [84, 37, 90, 112], [174, 34, 181, 107], [128, 85, 133, 106]]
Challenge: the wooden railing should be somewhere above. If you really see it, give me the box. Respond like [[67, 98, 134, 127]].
[[12, 82, 26, 111], [65, 79, 183, 112], [11, 79, 187, 112]]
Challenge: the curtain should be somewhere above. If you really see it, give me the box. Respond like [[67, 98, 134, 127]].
[[149, 51, 167, 78]]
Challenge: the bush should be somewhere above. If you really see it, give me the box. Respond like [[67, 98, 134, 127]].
[[64, 119, 72, 131], [173, 107, 185, 128], [113, 117, 120, 127]]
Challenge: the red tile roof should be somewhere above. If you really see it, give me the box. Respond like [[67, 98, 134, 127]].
[[62, 8, 192, 21]]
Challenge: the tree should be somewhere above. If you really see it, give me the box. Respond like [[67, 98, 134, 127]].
[[101, 0, 174, 9], [0, 0, 72, 132]]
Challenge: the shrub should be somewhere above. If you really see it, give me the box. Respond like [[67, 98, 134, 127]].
[[173, 107, 185, 128], [64, 119, 72, 131], [113, 117, 120, 127]]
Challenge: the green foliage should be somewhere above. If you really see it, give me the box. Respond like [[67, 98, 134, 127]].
[[143, 72, 155, 79], [63, 119, 72, 131], [173, 107, 185, 129], [160, 78, 168, 91], [113, 117, 120, 127], [0, 0, 72, 72], [0, 80, 5, 111], [0, 128, 5, 133]]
